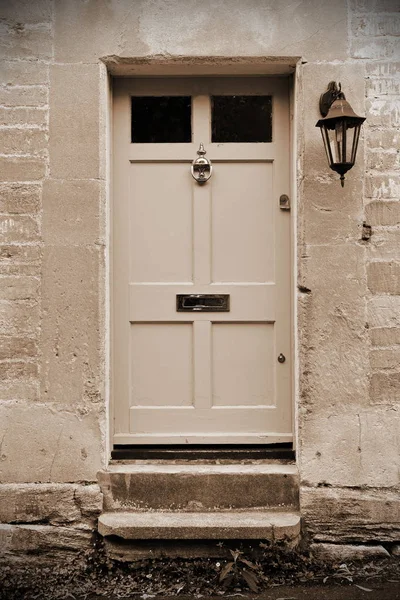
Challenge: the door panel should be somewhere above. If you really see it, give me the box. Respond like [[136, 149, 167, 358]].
[[212, 323, 275, 407], [113, 77, 292, 444], [130, 323, 194, 407], [211, 162, 273, 283], [130, 164, 193, 283]]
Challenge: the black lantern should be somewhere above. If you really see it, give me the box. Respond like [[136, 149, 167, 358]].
[[316, 82, 365, 187]]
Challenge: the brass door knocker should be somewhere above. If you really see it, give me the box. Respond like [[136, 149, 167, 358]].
[[191, 143, 212, 184]]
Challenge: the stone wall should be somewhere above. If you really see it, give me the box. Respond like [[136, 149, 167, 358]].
[[0, 0, 399, 562], [0, 0, 105, 484], [299, 0, 400, 544], [0, 0, 105, 563]]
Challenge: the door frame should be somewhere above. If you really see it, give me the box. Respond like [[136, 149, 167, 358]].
[[103, 58, 300, 460]]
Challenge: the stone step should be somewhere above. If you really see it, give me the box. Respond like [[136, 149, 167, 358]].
[[98, 510, 301, 541], [97, 463, 299, 511]]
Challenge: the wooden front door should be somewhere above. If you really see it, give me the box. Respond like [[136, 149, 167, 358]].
[[113, 77, 292, 445]]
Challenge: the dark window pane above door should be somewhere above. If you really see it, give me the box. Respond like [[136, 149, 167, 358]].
[[212, 95, 272, 143], [131, 96, 192, 143]]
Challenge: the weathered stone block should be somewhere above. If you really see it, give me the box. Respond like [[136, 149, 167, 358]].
[[74, 485, 103, 518], [0, 484, 79, 524], [0, 23, 52, 61], [0, 404, 103, 483], [359, 409, 400, 485], [49, 64, 100, 179], [0, 85, 48, 107], [298, 244, 368, 409], [352, 15, 400, 36], [0, 184, 41, 214], [351, 37, 399, 60], [311, 543, 390, 561], [370, 348, 400, 369], [0, 276, 40, 301], [369, 295, 400, 328], [0, 215, 40, 243], [0, 361, 38, 380], [365, 174, 400, 199], [369, 229, 400, 262], [367, 261, 400, 294], [0, 483, 102, 525], [41, 247, 103, 406], [350, 0, 400, 10], [366, 78, 400, 97], [0, 106, 47, 127], [54, 0, 348, 63], [366, 98, 400, 127], [0, 381, 39, 402], [0, 246, 41, 269], [367, 128, 400, 150], [371, 327, 400, 346], [366, 61, 400, 77], [0, 157, 46, 182], [0, 60, 49, 86], [367, 149, 399, 172], [365, 201, 400, 226], [0, 262, 40, 276], [301, 487, 400, 542], [0, 336, 37, 360], [301, 179, 363, 246], [301, 408, 400, 487], [43, 179, 101, 246], [0, 302, 40, 336], [0, 129, 48, 156], [0, 524, 92, 561], [370, 371, 400, 404], [300, 413, 365, 487], [0, 0, 52, 23]]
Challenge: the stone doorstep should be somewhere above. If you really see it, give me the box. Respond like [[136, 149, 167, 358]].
[[98, 511, 301, 541], [97, 463, 300, 511]]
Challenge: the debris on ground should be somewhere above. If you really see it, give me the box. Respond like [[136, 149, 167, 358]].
[[1, 541, 399, 600]]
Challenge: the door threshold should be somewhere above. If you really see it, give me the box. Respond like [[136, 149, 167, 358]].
[[111, 443, 294, 461]]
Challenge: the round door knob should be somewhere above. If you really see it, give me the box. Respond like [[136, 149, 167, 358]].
[[278, 353, 286, 363]]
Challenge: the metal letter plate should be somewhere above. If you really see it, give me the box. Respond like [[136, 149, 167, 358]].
[[177, 294, 230, 312]]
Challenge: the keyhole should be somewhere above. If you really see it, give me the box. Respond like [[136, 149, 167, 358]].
[[278, 353, 286, 363]]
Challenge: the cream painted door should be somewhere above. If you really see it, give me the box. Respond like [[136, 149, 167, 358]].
[[113, 77, 292, 444]]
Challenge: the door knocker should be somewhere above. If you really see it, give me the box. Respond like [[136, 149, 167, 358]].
[[191, 143, 212, 184]]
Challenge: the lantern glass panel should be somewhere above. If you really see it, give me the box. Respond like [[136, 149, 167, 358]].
[[325, 121, 347, 165], [320, 126, 333, 166], [350, 123, 362, 164]]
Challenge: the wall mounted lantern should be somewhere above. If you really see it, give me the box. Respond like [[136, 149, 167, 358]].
[[316, 82, 365, 187]]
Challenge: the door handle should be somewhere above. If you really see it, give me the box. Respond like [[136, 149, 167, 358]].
[[191, 143, 212, 184]]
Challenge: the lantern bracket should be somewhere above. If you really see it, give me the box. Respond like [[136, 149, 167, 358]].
[[319, 81, 345, 117]]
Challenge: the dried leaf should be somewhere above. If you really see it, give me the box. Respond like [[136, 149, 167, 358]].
[[355, 585, 373, 592], [241, 569, 259, 592], [219, 562, 234, 582], [240, 558, 258, 571], [230, 549, 241, 562]]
